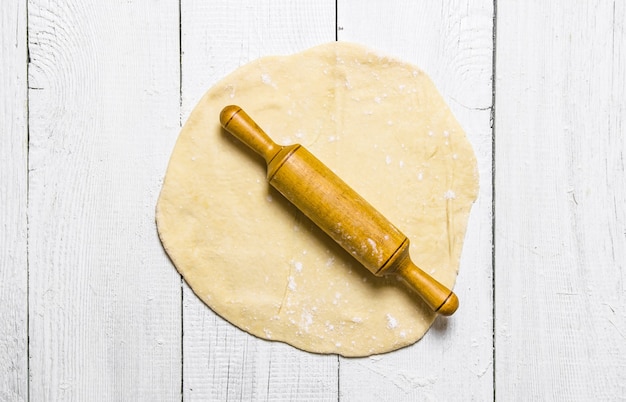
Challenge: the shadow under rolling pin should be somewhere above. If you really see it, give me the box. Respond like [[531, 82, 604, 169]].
[[220, 105, 459, 316]]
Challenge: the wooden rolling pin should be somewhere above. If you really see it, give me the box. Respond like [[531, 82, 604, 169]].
[[220, 105, 459, 316]]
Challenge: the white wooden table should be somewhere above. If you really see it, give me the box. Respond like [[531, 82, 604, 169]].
[[2, 1, 625, 400]]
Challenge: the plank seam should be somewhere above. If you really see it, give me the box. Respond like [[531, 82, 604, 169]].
[[25, 0, 31, 400], [178, 0, 184, 400], [335, 2, 340, 401], [335, 0, 338, 42], [491, 0, 498, 400]]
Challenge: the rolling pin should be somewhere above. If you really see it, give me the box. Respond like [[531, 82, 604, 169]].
[[220, 105, 459, 316]]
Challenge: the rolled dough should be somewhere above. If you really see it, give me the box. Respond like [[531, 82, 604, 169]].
[[156, 42, 478, 356]]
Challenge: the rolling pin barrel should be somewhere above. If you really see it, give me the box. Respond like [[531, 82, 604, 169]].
[[220, 105, 459, 316]]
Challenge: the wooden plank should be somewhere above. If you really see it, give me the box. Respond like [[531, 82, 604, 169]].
[[495, 1, 626, 399], [337, 1, 494, 400], [180, 1, 338, 400], [0, 1, 28, 401], [27, 1, 181, 399]]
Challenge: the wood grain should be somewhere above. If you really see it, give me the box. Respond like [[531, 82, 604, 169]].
[[180, 1, 338, 400], [495, 1, 626, 399], [338, 1, 494, 400], [0, 1, 28, 401], [27, 1, 182, 399]]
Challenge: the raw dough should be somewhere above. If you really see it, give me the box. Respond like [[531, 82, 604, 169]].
[[156, 42, 478, 356]]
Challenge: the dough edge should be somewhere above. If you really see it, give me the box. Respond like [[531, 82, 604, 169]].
[[156, 42, 479, 356]]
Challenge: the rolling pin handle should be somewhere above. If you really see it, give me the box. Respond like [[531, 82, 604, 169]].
[[396, 261, 459, 316], [220, 105, 280, 163]]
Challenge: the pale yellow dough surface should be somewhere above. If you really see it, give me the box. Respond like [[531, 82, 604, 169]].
[[156, 42, 478, 356]]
